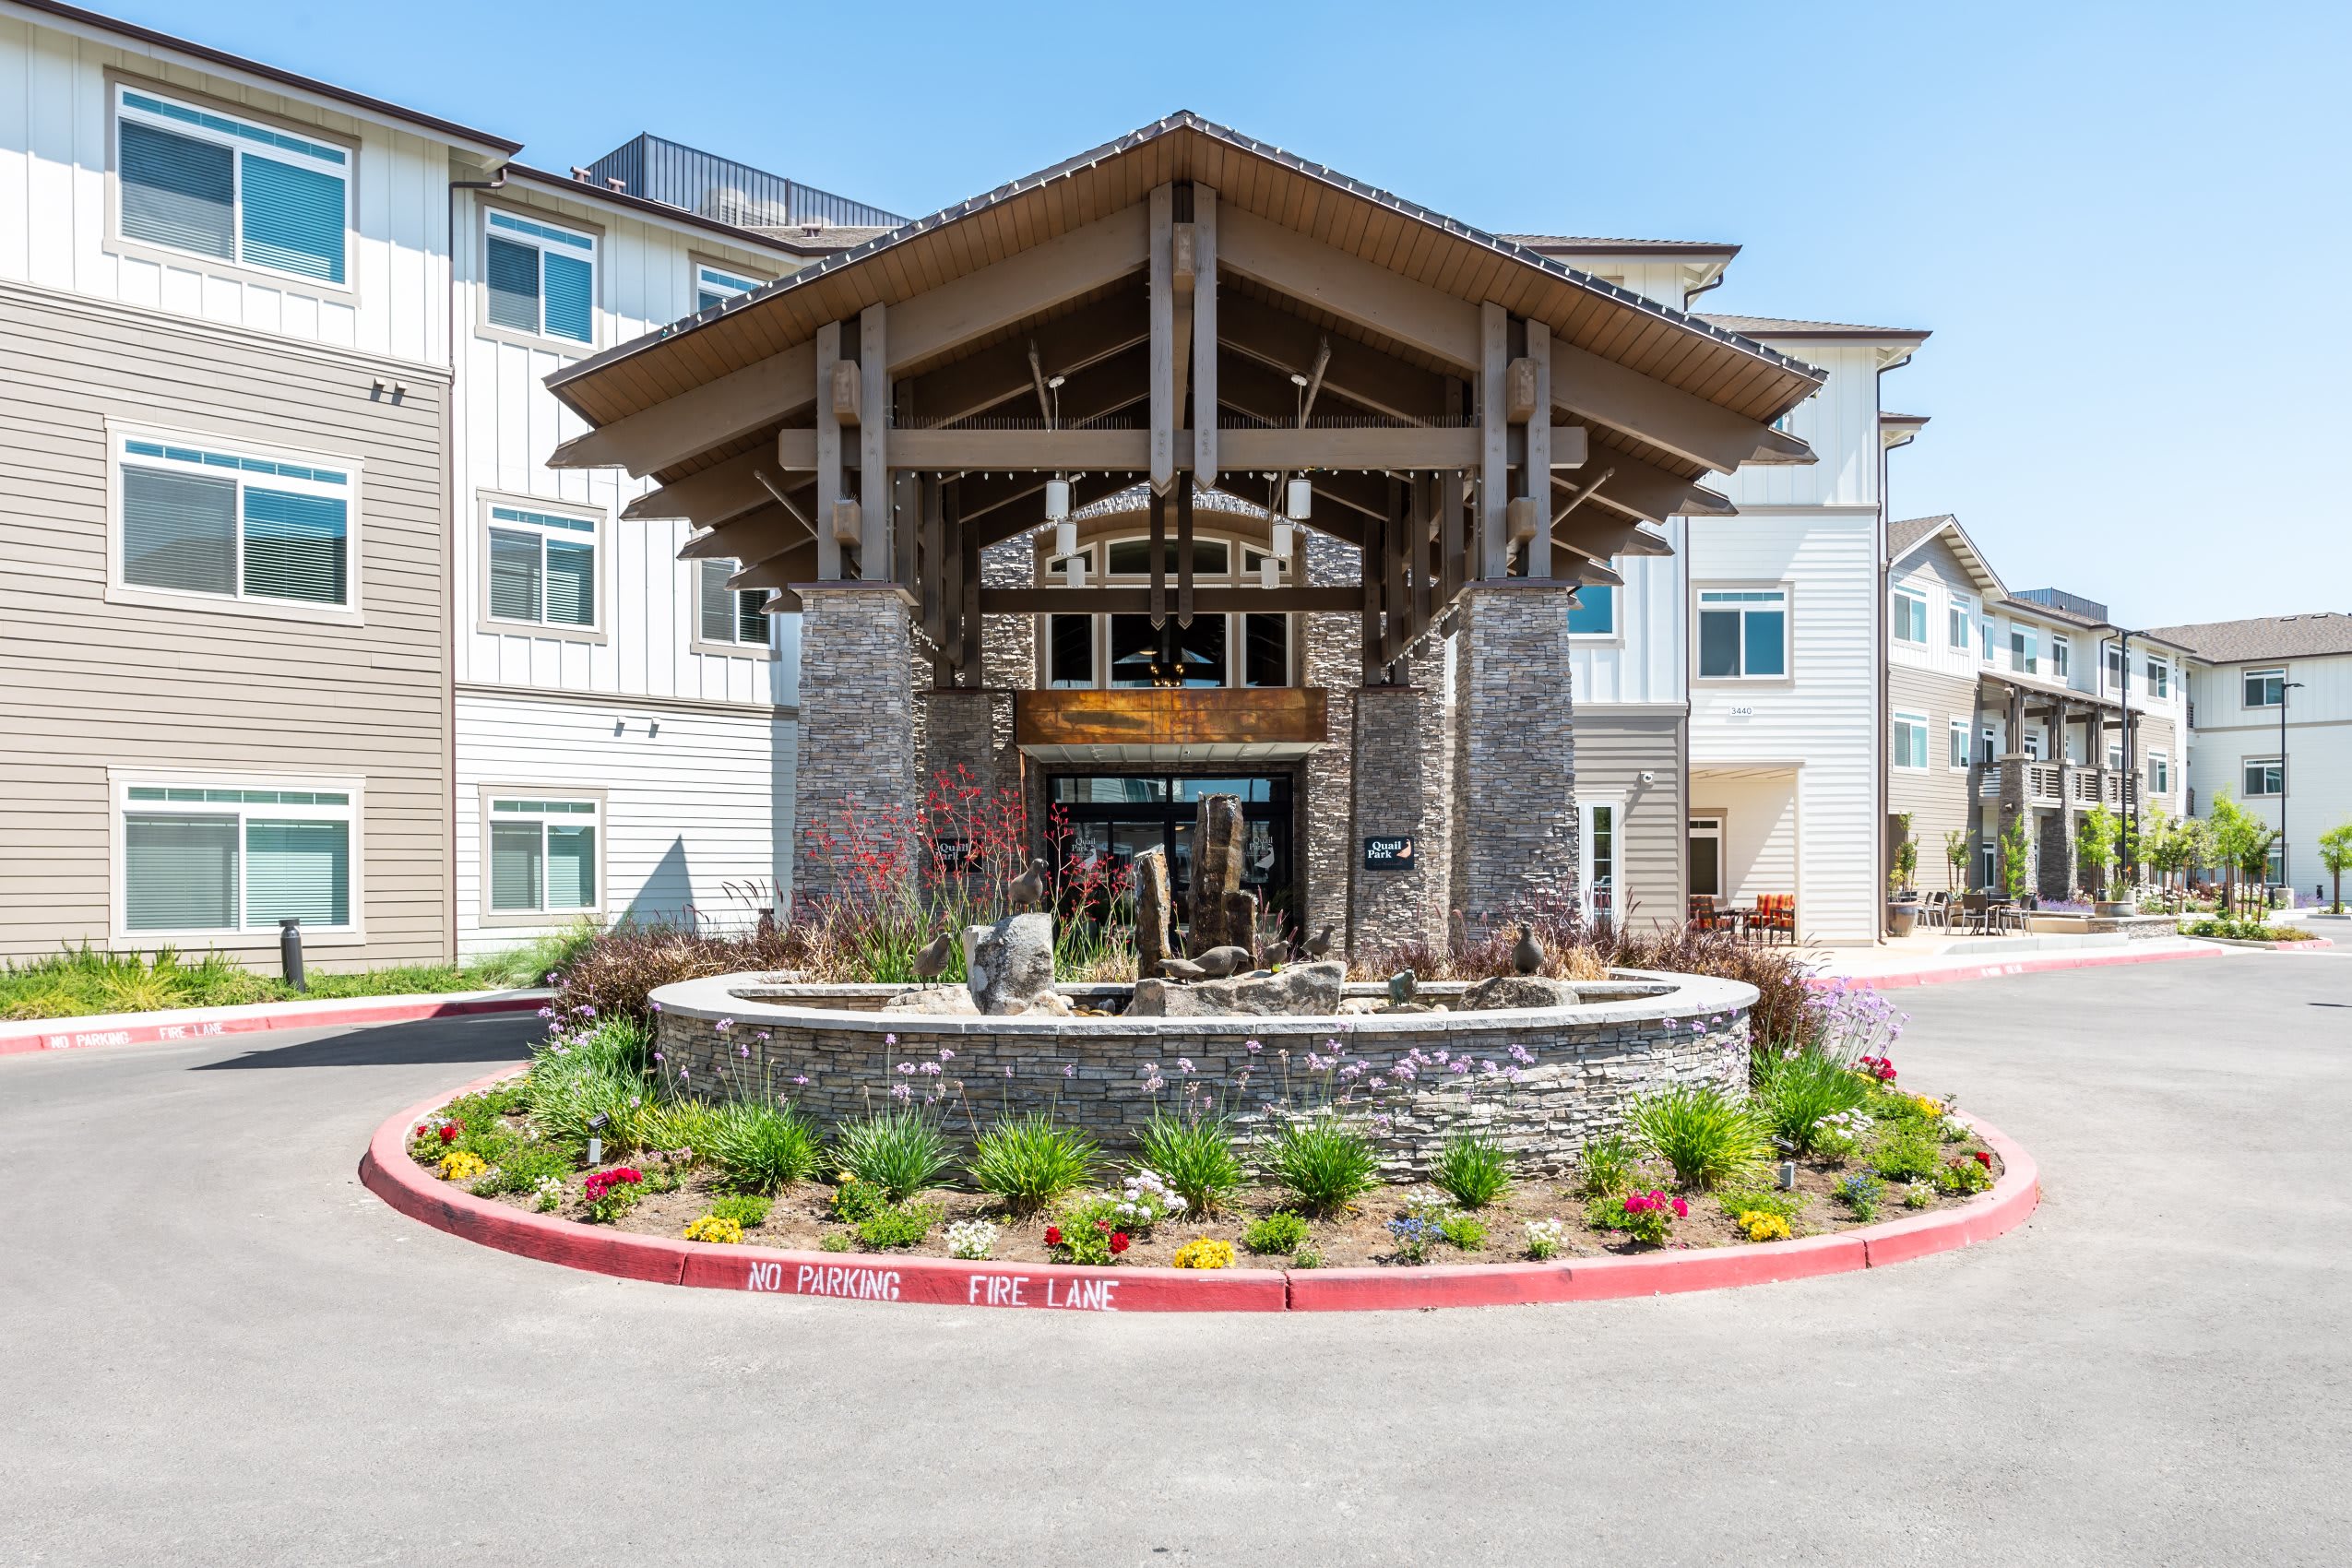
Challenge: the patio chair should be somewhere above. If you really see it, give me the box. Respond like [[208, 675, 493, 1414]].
[[1918, 890, 1950, 932], [1687, 893, 1728, 932], [1959, 892, 1990, 935], [1761, 893, 1796, 944]]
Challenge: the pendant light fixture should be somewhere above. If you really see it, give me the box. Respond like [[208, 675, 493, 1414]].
[[1285, 477, 1313, 520]]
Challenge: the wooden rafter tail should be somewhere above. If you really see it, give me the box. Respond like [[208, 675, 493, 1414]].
[[1148, 485, 1168, 630]]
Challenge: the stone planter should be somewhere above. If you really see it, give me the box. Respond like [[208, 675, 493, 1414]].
[[2094, 900, 2134, 918]]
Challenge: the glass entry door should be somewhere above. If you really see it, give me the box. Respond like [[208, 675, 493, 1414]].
[[1052, 775, 1294, 929]]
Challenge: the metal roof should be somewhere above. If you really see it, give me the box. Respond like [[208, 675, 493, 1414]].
[[1501, 234, 1740, 259], [1702, 313, 1930, 342], [2139, 612, 2352, 663]]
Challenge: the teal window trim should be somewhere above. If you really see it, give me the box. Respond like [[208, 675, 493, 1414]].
[[115, 83, 349, 287], [483, 208, 598, 345], [695, 263, 765, 311], [118, 778, 357, 935], [117, 432, 355, 611]]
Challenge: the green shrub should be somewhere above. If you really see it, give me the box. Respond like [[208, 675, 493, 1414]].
[[1432, 1131, 1515, 1208], [641, 1099, 722, 1159], [1871, 1128, 1944, 1182], [527, 1063, 653, 1156], [1242, 1211, 1311, 1254], [1937, 1153, 1996, 1195], [1260, 1113, 1382, 1215], [704, 1099, 823, 1194], [1834, 1173, 1883, 1223], [829, 1175, 890, 1222], [1575, 1133, 1639, 1199], [1627, 1085, 1770, 1191], [832, 1110, 952, 1201], [819, 1229, 855, 1252], [1291, 1245, 1324, 1269], [1753, 1049, 1871, 1154], [1714, 1187, 1809, 1227], [966, 1114, 1099, 1215], [471, 1141, 574, 1197], [1436, 1211, 1488, 1251], [1047, 1195, 1134, 1265], [855, 1201, 941, 1249], [707, 1194, 773, 1228], [1137, 1111, 1246, 1216]]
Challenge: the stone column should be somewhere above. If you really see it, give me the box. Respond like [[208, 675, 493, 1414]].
[[1457, 581, 1579, 924], [2038, 811, 2073, 901], [1348, 672, 1452, 958], [1301, 532, 1360, 944], [791, 584, 918, 905]]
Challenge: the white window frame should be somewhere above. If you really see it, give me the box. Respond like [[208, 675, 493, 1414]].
[[1948, 594, 1973, 650], [1566, 578, 1621, 642], [1978, 617, 1995, 663], [104, 419, 362, 626], [1893, 710, 1930, 772], [692, 558, 778, 659], [1694, 584, 1792, 683], [107, 77, 356, 294], [2107, 738, 2124, 772], [694, 256, 771, 312], [2243, 668, 2285, 708], [108, 767, 364, 946], [1579, 796, 1623, 924], [2146, 657, 2170, 699], [2104, 644, 2125, 695], [1980, 724, 1999, 765], [477, 200, 601, 350], [1892, 585, 1929, 646], [2010, 624, 2038, 676], [479, 788, 607, 925], [2149, 750, 2170, 794], [477, 493, 605, 642], [1949, 719, 1972, 770], [2242, 757, 2284, 798], [2050, 635, 2071, 680]]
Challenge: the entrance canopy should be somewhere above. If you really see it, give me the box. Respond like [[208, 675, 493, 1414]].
[[542, 112, 1824, 684]]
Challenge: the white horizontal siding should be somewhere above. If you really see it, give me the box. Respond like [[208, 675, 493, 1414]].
[[2185, 652, 2352, 893], [454, 693, 796, 957]]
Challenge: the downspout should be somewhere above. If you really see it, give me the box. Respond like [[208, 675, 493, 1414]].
[[445, 166, 508, 964], [1876, 352, 1918, 941]]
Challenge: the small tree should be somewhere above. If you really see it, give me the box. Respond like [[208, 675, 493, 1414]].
[[2207, 792, 2273, 916], [2076, 804, 2121, 900], [2319, 822, 2352, 915], [1943, 829, 1969, 891], [1998, 812, 2032, 901], [1889, 812, 1918, 897]]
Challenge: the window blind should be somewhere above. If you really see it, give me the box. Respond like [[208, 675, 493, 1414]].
[[119, 120, 233, 260], [545, 826, 596, 909], [244, 819, 349, 924], [239, 152, 346, 283], [489, 821, 544, 912], [486, 236, 540, 333], [125, 814, 239, 931], [736, 587, 769, 645], [241, 487, 347, 604], [123, 467, 237, 595], [545, 539, 595, 626], [489, 529, 542, 622], [699, 559, 737, 642], [542, 252, 593, 343]]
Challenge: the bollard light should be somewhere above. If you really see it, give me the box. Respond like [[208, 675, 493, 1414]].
[[279, 917, 305, 992], [588, 1111, 608, 1169]]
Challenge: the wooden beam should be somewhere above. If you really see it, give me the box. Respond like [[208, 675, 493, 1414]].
[[1548, 449, 1732, 526], [956, 484, 980, 678], [621, 448, 770, 527], [892, 369, 917, 589], [943, 480, 967, 671], [980, 587, 1360, 614], [859, 303, 889, 576], [1383, 475, 1408, 667], [920, 474, 945, 649], [1441, 383, 1466, 604], [877, 426, 1479, 472], [1221, 207, 1480, 374], [815, 322, 844, 580], [1526, 321, 1552, 580], [1176, 473, 1194, 628], [906, 291, 1147, 426], [547, 340, 815, 477], [1218, 426, 1477, 469], [1148, 184, 1176, 495], [1548, 339, 1794, 474], [725, 540, 818, 590], [1192, 185, 1218, 490], [755, 469, 816, 537], [1148, 483, 1168, 628], [1360, 491, 1384, 683], [1479, 303, 1510, 579], [1216, 294, 1447, 422], [680, 504, 798, 562]]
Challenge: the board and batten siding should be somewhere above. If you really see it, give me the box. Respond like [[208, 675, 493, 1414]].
[[1568, 517, 1683, 706], [1716, 346, 1883, 514], [0, 11, 455, 367], [0, 280, 448, 965], [454, 694, 795, 957]]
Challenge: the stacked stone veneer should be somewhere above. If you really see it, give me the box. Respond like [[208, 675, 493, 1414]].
[[650, 969, 1752, 1178], [794, 586, 918, 902], [1349, 676, 1451, 956], [1457, 582, 1579, 921]]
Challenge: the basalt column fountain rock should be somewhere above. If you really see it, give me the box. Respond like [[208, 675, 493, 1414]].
[[1134, 847, 1174, 980], [1191, 792, 1245, 952]]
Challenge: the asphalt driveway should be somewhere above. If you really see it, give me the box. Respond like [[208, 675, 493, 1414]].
[[2, 951, 2346, 1566]]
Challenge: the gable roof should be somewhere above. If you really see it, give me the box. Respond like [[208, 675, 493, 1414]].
[[1502, 235, 1740, 261], [2140, 612, 2352, 662], [543, 111, 1825, 446], [1889, 514, 2006, 599]]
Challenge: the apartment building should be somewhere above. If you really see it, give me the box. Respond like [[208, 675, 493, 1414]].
[[1886, 516, 2192, 898], [2143, 612, 2352, 897]]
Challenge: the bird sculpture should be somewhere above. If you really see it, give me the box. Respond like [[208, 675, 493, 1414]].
[[1449, 909, 1470, 958], [1158, 957, 1208, 982], [1191, 944, 1253, 980], [911, 929, 955, 982], [1302, 924, 1334, 960], [1386, 969, 1418, 1005], [1261, 938, 1290, 969], [1007, 857, 1050, 910], [1511, 923, 1545, 976]]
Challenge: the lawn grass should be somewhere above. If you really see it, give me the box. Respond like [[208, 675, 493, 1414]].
[[0, 925, 596, 1022]]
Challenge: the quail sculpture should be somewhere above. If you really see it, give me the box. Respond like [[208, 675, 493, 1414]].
[[1007, 857, 1050, 910], [1157, 957, 1208, 982], [1302, 924, 1334, 960], [1511, 923, 1545, 976], [911, 929, 955, 982], [1190, 944, 1253, 980]]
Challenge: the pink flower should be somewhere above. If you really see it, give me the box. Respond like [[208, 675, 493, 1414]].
[[1670, 1197, 1689, 1218]]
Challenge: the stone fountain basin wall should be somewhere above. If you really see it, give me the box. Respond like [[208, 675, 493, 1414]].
[[647, 968, 1758, 1179]]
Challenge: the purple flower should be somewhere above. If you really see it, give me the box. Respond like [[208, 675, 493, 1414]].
[[738, 1043, 751, 1058], [577, 1005, 596, 1017], [1245, 1039, 1263, 1054], [756, 1030, 771, 1041], [1177, 1058, 1194, 1074], [652, 1051, 665, 1063], [938, 1047, 955, 1062], [650, 1001, 663, 1014], [897, 1062, 915, 1075], [716, 1017, 734, 1032], [678, 1066, 690, 1081], [1394, 1062, 1418, 1081], [536, 1006, 554, 1020], [890, 1083, 912, 1102], [1063, 1063, 1075, 1079], [921, 1062, 942, 1076], [792, 1075, 808, 1087], [885, 1033, 898, 1047]]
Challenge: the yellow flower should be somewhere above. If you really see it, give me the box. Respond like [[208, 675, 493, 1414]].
[[438, 1150, 489, 1182], [683, 1214, 744, 1245], [1170, 1238, 1235, 1270], [1736, 1210, 1791, 1243]]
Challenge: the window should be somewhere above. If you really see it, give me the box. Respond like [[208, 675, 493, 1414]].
[[115, 84, 349, 286], [484, 208, 596, 345], [1948, 594, 1973, 649], [2150, 751, 2170, 793], [695, 262, 765, 312], [487, 797, 600, 915], [2107, 739, 2123, 771], [1978, 618, 1994, 663], [2244, 668, 2285, 707], [1893, 711, 1930, 771], [1567, 584, 1616, 636], [1980, 840, 1997, 890], [1580, 801, 1618, 922], [2105, 645, 2125, 693], [2024, 730, 2044, 761], [1038, 535, 1292, 690], [1980, 725, 1998, 766], [2010, 625, 2037, 675], [2266, 842, 2287, 885], [1949, 719, 1972, 769], [1688, 815, 1723, 897], [2147, 658, 2170, 698], [1892, 586, 1928, 645], [485, 503, 597, 631], [696, 559, 772, 651], [114, 431, 352, 612], [116, 777, 356, 936], [2243, 757, 2284, 797], [2050, 636, 2071, 680], [1048, 614, 1095, 687], [1696, 588, 1788, 680]]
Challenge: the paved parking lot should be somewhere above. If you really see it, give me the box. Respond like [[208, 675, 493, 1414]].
[[3, 951, 2347, 1565]]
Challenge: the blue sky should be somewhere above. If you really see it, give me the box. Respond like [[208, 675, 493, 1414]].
[[109, 0, 2348, 625]]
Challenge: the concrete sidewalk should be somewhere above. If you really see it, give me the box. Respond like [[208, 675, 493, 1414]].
[[1805, 932, 2227, 985]]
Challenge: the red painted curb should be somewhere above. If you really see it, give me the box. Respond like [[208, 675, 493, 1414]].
[[3, 991, 549, 1058], [1818, 942, 2223, 992], [362, 1068, 2042, 1313]]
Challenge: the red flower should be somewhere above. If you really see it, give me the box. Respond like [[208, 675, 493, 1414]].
[[1110, 1232, 1130, 1254], [436, 1123, 457, 1144], [1094, 1218, 1111, 1233], [1973, 1150, 1992, 1168], [1043, 1226, 1062, 1246]]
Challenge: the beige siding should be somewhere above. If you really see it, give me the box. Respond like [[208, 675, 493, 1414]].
[[1574, 708, 1684, 932], [1889, 663, 1983, 891], [0, 280, 447, 967]]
